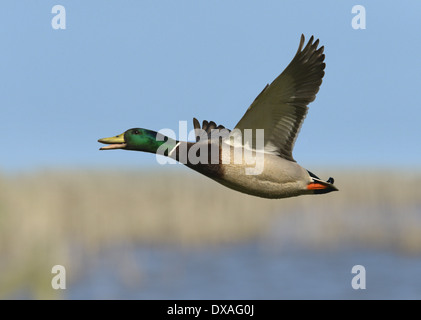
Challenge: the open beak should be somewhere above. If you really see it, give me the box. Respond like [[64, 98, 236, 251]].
[[98, 133, 127, 150]]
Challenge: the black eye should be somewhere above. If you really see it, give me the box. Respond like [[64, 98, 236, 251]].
[[133, 130, 139, 134]]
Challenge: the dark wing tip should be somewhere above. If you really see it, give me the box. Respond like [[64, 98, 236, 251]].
[[297, 34, 306, 54], [296, 35, 323, 54], [317, 46, 325, 55], [194, 119, 231, 141], [193, 118, 200, 130], [208, 121, 217, 131]]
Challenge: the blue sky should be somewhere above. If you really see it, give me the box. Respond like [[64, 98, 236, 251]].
[[1, 1, 421, 173]]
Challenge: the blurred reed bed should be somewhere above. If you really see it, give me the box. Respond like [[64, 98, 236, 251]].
[[0, 168, 420, 298]]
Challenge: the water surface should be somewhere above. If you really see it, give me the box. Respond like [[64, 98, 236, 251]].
[[67, 243, 421, 299]]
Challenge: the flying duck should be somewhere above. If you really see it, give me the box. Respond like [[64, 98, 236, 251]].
[[98, 35, 338, 199]]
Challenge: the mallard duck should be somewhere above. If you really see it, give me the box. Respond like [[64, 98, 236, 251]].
[[99, 34, 338, 199]]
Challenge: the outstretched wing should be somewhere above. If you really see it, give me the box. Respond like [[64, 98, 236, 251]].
[[233, 34, 325, 161]]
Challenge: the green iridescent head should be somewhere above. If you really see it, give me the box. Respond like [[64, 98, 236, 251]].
[[98, 128, 174, 154]]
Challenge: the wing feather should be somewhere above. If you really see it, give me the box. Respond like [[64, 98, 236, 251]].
[[233, 34, 325, 161], [193, 118, 231, 142]]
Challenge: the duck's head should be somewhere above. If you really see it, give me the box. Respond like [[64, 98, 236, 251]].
[[98, 128, 166, 153]]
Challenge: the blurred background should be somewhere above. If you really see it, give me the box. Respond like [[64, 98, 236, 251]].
[[1, 1, 421, 299]]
